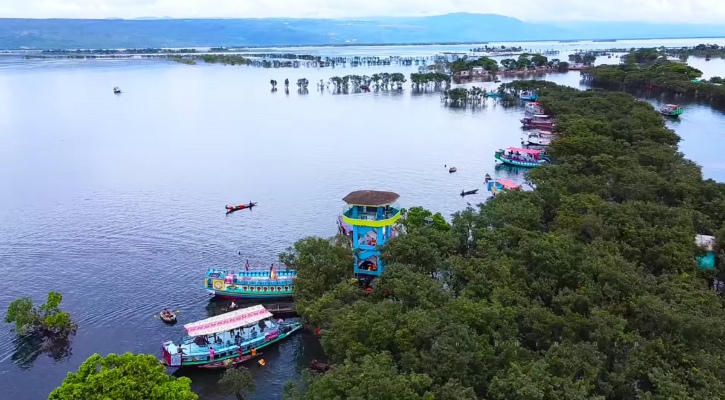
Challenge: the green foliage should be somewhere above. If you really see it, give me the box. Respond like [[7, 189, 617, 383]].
[[5, 291, 76, 335], [48, 353, 198, 400], [401, 206, 450, 232], [219, 367, 256, 400], [279, 237, 353, 315], [585, 48, 725, 105], [287, 81, 725, 400]]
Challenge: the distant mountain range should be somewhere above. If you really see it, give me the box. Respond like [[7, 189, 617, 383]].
[[0, 13, 723, 50]]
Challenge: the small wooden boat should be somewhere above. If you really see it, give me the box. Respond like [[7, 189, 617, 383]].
[[225, 202, 257, 213], [484, 173, 492, 182], [449, 167, 457, 173], [460, 189, 479, 196], [659, 104, 683, 117], [310, 359, 331, 373], [113, 87, 122, 94], [160, 311, 177, 324]]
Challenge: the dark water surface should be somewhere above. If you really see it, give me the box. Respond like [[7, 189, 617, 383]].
[[1, 39, 724, 399]]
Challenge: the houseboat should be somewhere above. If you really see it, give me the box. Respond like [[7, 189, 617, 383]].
[[205, 265, 295, 300], [494, 147, 549, 168], [521, 114, 556, 129], [520, 91, 538, 101], [523, 131, 557, 146], [161, 305, 302, 369], [659, 104, 683, 117], [524, 101, 544, 115], [487, 179, 521, 196]]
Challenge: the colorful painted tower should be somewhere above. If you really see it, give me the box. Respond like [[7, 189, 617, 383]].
[[341, 190, 401, 276]]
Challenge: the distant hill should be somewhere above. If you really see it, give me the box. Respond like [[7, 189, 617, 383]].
[[0, 13, 723, 50]]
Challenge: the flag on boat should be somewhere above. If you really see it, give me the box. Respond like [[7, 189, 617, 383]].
[[270, 265, 277, 279], [245, 260, 250, 271]]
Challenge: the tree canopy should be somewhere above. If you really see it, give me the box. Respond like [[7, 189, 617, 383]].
[[48, 353, 198, 400], [585, 48, 725, 107], [283, 81, 725, 400], [5, 291, 76, 336]]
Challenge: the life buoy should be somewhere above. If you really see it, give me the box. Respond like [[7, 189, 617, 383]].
[[213, 280, 224, 290]]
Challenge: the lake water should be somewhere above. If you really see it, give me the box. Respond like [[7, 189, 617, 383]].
[[1, 38, 724, 400]]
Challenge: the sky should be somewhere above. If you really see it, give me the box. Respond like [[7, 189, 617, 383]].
[[0, 0, 723, 23]]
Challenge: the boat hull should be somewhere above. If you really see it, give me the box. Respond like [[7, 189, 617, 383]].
[[494, 152, 547, 168]]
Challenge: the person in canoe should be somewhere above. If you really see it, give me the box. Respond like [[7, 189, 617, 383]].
[[160, 308, 176, 323]]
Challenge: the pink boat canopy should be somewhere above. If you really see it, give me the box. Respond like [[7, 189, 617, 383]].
[[505, 147, 543, 155], [184, 305, 273, 337], [497, 179, 520, 190]]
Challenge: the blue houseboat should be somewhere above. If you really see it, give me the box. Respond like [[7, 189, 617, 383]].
[[161, 305, 301, 369], [204, 266, 296, 299]]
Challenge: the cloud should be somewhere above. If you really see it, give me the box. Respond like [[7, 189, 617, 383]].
[[1, 0, 724, 23]]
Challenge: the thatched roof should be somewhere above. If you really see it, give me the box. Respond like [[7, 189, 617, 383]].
[[342, 190, 400, 206]]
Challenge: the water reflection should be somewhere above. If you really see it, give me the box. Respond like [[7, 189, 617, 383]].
[[10, 333, 73, 370]]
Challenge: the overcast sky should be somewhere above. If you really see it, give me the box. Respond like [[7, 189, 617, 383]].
[[0, 0, 722, 23]]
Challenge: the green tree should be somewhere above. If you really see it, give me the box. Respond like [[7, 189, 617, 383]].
[[5, 291, 76, 336], [219, 367, 256, 400], [48, 353, 198, 400]]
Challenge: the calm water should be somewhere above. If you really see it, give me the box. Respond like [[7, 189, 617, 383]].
[[1, 38, 724, 400]]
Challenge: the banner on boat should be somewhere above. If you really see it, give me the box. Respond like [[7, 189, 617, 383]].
[[184, 305, 273, 337]]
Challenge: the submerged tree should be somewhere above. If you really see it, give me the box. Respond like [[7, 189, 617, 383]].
[[219, 367, 256, 400], [48, 353, 198, 400], [5, 291, 76, 337]]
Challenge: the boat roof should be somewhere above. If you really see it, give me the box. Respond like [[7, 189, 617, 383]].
[[343, 190, 400, 206], [664, 104, 680, 107], [506, 147, 543, 155], [696, 234, 716, 251], [534, 114, 551, 118], [497, 179, 520, 189], [183, 305, 272, 337]]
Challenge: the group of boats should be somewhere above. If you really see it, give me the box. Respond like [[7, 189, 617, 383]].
[[494, 96, 553, 169], [157, 200, 301, 370]]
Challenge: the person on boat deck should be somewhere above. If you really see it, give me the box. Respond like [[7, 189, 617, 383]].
[[230, 300, 237, 309]]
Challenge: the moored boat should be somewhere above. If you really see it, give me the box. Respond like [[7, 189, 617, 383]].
[[524, 101, 544, 115], [494, 147, 550, 168], [449, 167, 457, 173], [521, 114, 556, 129], [205, 265, 296, 299], [460, 189, 479, 196], [487, 179, 521, 197], [520, 91, 538, 101], [523, 131, 557, 146], [160, 305, 302, 369], [659, 104, 683, 117]]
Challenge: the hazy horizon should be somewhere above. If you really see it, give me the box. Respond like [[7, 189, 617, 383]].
[[1, 0, 724, 24]]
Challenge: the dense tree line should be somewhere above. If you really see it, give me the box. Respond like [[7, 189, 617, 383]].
[[448, 54, 571, 75], [280, 80, 725, 400], [585, 48, 725, 106]]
